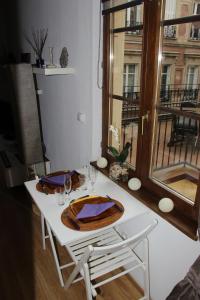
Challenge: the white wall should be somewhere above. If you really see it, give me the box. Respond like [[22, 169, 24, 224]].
[[18, 0, 102, 171], [17, 1, 200, 299], [121, 208, 200, 299]]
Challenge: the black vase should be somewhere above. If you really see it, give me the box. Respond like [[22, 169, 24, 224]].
[[36, 58, 45, 68]]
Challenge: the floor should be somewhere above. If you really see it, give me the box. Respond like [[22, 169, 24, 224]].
[[0, 185, 142, 300], [168, 178, 197, 202], [153, 165, 198, 203]]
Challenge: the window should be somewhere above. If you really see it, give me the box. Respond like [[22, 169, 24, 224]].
[[186, 66, 198, 88], [126, 4, 142, 35], [164, 0, 177, 38], [123, 64, 137, 97], [193, 2, 200, 15], [190, 2, 200, 39], [126, 6, 142, 27], [102, 0, 200, 239], [160, 65, 171, 101]]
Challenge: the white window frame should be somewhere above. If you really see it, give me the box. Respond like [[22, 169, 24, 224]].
[[123, 63, 137, 94], [186, 66, 198, 88]]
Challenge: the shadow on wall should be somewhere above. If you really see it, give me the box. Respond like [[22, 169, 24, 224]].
[[0, 2, 35, 300]]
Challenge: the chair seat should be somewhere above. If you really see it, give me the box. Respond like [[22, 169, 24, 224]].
[[66, 227, 141, 280], [65, 215, 157, 300], [66, 228, 123, 261]]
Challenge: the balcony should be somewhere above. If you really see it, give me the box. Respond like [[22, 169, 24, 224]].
[[159, 84, 200, 105], [122, 84, 200, 124], [164, 25, 176, 39], [123, 85, 140, 100], [121, 84, 200, 201], [125, 21, 143, 35]]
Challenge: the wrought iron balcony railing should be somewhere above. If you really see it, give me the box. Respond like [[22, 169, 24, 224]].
[[160, 84, 200, 105], [123, 84, 200, 104], [122, 84, 200, 124], [164, 25, 176, 38]]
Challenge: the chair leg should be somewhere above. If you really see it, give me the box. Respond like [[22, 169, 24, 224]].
[[91, 280, 102, 295], [143, 238, 150, 300], [83, 263, 93, 300], [64, 263, 81, 289]]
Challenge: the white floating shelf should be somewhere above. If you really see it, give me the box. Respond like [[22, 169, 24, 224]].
[[32, 67, 75, 76]]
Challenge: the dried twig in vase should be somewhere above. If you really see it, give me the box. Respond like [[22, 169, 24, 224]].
[[25, 28, 48, 60]]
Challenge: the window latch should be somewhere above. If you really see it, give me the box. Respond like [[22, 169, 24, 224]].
[[141, 111, 149, 135]]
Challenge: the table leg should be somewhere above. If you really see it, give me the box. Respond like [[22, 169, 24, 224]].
[[41, 213, 46, 250], [46, 221, 64, 287]]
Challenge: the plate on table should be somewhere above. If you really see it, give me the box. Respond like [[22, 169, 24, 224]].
[[36, 170, 83, 194], [61, 195, 124, 231]]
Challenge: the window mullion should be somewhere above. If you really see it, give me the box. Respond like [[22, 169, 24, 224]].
[[135, 0, 162, 179]]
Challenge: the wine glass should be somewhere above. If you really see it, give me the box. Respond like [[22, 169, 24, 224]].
[[65, 177, 72, 201], [89, 166, 98, 192], [80, 165, 89, 191]]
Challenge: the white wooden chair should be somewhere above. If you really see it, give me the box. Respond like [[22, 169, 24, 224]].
[[65, 214, 158, 300]]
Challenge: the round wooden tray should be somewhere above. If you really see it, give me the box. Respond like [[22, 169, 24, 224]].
[[61, 196, 124, 231], [36, 170, 82, 194]]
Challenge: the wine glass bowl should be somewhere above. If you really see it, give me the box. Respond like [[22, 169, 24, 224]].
[[65, 177, 72, 201]]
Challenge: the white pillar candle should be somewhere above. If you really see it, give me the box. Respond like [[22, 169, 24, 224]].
[[128, 178, 141, 191], [97, 157, 108, 168], [158, 198, 174, 213]]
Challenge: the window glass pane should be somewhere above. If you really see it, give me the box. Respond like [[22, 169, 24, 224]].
[[103, 0, 134, 11], [109, 8, 143, 168], [164, 0, 177, 20], [113, 4, 143, 29], [151, 21, 200, 204], [108, 98, 139, 166], [112, 30, 142, 97], [152, 109, 199, 204], [163, 0, 200, 20], [163, 21, 200, 41]]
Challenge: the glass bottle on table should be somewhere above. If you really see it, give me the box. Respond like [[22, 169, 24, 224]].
[[55, 186, 65, 206]]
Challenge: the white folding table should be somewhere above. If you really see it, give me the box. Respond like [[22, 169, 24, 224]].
[[25, 171, 148, 287]]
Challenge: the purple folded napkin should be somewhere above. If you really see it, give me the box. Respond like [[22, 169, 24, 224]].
[[40, 171, 75, 186], [76, 202, 115, 219]]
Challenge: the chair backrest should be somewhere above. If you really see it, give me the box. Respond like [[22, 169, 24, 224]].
[[87, 215, 157, 258]]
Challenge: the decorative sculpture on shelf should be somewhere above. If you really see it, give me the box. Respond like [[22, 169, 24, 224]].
[[60, 47, 69, 68], [47, 47, 56, 68]]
